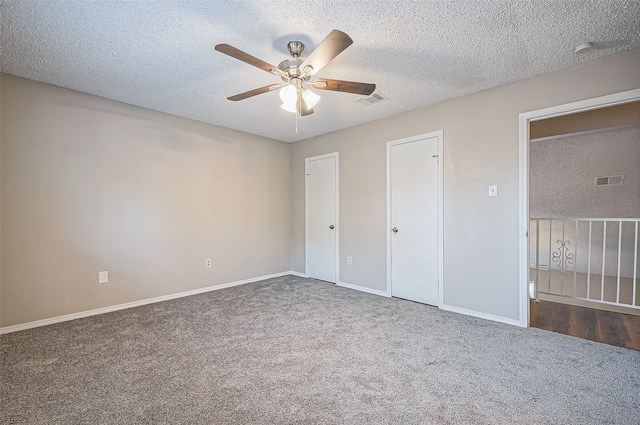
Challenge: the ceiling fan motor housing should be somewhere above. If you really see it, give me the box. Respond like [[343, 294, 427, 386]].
[[279, 41, 316, 82], [278, 58, 304, 81], [287, 41, 305, 58]]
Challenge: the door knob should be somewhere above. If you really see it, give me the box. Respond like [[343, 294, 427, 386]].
[[329, 225, 335, 230], [392, 227, 398, 233]]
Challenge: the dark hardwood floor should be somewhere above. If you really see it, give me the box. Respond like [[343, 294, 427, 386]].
[[530, 300, 640, 351]]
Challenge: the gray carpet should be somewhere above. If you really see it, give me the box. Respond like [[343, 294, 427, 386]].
[[1, 275, 639, 424]]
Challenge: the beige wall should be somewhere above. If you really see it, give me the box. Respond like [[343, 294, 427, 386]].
[[2, 49, 639, 329], [290, 48, 640, 322], [1, 75, 291, 327]]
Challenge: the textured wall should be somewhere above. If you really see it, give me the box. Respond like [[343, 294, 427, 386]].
[[290, 48, 640, 323], [1, 75, 291, 327], [530, 126, 640, 218]]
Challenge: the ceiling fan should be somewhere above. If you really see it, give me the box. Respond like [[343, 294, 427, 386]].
[[215, 30, 376, 116]]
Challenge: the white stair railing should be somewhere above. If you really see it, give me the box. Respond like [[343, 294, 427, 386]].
[[530, 218, 639, 310]]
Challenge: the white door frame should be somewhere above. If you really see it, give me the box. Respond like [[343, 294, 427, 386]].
[[386, 130, 444, 307], [518, 88, 640, 327], [305, 152, 339, 281]]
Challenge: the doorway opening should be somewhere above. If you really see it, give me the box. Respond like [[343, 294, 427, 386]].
[[519, 90, 640, 349]]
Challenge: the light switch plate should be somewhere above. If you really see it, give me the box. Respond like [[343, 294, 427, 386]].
[[98, 271, 108, 284], [488, 185, 498, 197]]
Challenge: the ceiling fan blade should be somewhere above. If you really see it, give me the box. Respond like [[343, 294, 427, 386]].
[[592, 39, 627, 49], [300, 30, 353, 75], [312, 78, 376, 95], [227, 84, 282, 101], [215, 44, 286, 77]]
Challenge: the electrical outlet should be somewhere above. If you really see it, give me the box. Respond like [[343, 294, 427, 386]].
[[347, 256, 353, 266], [488, 185, 498, 197], [206, 259, 212, 268], [98, 271, 108, 284]]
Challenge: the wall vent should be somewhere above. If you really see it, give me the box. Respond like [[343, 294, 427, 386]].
[[595, 175, 624, 186], [355, 91, 389, 106]]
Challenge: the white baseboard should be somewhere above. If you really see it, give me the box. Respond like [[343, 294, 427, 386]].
[[0, 271, 293, 335], [337, 281, 391, 297], [441, 304, 525, 328], [1, 273, 526, 335]]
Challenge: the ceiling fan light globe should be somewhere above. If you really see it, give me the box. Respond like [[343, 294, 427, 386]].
[[279, 85, 297, 103], [302, 89, 321, 109], [280, 100, 297, 113]]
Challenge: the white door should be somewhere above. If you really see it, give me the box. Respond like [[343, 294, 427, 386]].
[[389, 136, 439, 305], [306, 154, 338, 283]]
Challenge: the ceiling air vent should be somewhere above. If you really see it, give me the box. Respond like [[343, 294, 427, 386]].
[[355, 91, 389, 106], [595, 175, 624, 186]]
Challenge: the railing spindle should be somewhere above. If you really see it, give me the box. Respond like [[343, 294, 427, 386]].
[[634, 221, 638, 307], [616, 221, 622, 304], [601, 221, 607, 302], [587, 220, 592, 300], [548, 219, 552, 293], [560, 220, 565, 294], [535, 219, 539, 299], [573, 220, 578, 298]]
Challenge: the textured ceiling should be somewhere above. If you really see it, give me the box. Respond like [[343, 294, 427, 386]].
[[2, 1, 639, 143]]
